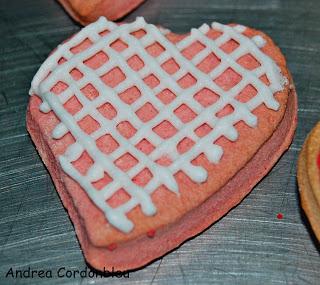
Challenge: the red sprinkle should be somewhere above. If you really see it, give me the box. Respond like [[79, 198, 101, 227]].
[[277, 213, 283, 220], [317, 153, 320, 170], [107, 243, 117, 251], [146, 229, 156, 238]]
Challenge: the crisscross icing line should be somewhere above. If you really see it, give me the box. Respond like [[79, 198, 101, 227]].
[[30, 17, 286, 233]]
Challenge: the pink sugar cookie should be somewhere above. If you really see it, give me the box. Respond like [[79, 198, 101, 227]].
[[27, 18, 297, 271]]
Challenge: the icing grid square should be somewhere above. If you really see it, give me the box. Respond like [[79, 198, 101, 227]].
[[30, 17, 285, 233]]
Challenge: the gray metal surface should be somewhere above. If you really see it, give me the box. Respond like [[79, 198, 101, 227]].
[[0, 0, 319, 284]]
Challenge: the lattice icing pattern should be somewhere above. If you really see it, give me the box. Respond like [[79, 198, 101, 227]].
[[30, 17, 287, 233]]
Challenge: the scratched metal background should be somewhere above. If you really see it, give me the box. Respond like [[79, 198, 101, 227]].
[[0, 0, 320, 284]]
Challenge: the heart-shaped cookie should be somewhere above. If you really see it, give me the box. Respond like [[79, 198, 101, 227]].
[[27, 17, 297, 271]]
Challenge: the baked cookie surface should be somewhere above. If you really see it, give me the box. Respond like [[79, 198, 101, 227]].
[[27, 17, 297, 270], [298, 122, 320, 241], [57, 0, 145, 25]]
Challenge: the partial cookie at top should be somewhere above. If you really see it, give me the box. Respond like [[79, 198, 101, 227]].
[[57, 0, 145, 25]]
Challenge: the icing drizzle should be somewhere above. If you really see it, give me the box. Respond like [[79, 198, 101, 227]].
[[30, 17, 286, 233]]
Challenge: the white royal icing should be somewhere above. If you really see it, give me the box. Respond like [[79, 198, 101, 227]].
[[233, 24, 246, 33], [159, 27, 171, 35], [252, 35, 267, 48], [30, 17, 286, 233]]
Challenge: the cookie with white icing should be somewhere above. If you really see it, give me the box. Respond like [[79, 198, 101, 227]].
[[297, 122, 320, 241], [57, 0, 145, 25], [27, 17, 297, 271]]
